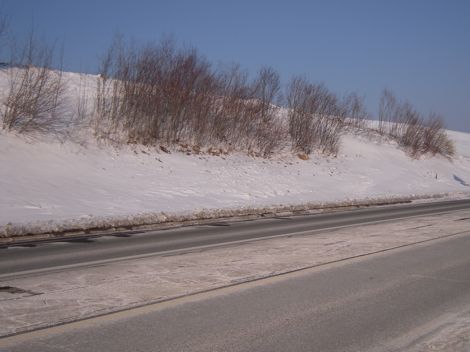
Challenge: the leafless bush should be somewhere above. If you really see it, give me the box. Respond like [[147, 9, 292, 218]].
[[287, 77, 344, 155], [2, 34, 65, 134], [246, 67, 285, 156], [75, 74, 90, 123], [94, 39, 285, 156], [341, 92, 369, 129], [93, 36, 453, 159], [210, 65, 287, 156], [95, 38, 216, 145], [210, 64, 251, 146], [422, 113, 455, 157], [378, 89, 397, 135], [377, 90, 454, 157]]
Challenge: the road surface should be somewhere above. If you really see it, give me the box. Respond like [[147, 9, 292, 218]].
[[1, 230, 470, 351], [1, 198, 470, 277]]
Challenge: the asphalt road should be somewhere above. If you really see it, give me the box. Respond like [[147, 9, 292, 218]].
[[2, 230, 470, 352], [1, 198, 470, 277]]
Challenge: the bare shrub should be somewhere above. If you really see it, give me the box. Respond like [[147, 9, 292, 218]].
[[94, 36, 128, 140], [75, 74, 90, 123], [400, 105, 425, 155], [378, 89, 397, 135], [94, 39, 285, 156], [248, 67, 285, 156], [210, 64, 251, 146], [422, 113, 455, 157], [205, 65, 285, 156], [94, 38, 219, 146], [2, 34, 65, 134], [287, 77, 343, 155], [341, 92, 369, 129], [92, 36, 453, 159], [377, 90, 454, 157]]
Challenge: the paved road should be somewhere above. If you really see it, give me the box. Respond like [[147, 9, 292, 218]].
[[2, 231, 470, 352], [1, 198, 470, 277]]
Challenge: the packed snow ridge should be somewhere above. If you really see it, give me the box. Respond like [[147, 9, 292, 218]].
[[0, 70, 469, 234]]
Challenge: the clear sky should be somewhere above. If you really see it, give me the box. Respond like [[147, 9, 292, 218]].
[[2, 0, 469, 132]]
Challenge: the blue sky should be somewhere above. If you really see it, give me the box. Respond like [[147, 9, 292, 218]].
[[2, 0, 469, 132]]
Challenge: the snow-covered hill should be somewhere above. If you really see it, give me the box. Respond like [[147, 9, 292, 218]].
[[0, 70, 469, 232], [1, 128, 469, 228]]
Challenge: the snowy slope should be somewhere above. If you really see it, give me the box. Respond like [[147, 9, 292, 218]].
[[1, 130, 469, 228], [0, 70, 469, 229]]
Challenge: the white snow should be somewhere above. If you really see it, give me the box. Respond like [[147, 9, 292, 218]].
[[0, 70, 469, 229]]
